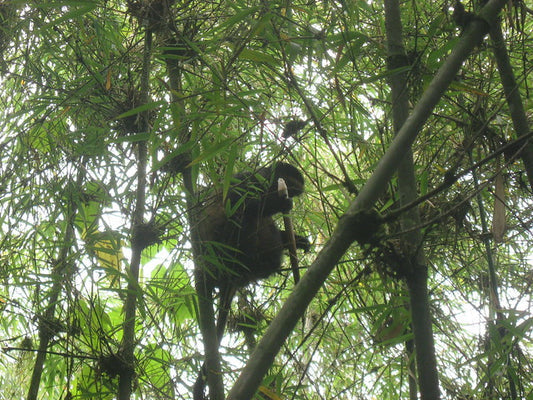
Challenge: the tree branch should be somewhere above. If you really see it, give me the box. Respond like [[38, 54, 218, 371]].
[[227, 1, 508, 398]]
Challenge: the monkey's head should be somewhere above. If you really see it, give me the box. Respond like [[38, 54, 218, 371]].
[[270, 162, 304, 198], [258, 162, 304, 216], [227, 162, 304, 217]]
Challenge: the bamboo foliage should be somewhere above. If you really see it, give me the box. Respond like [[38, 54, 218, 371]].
[[0, 1, 532, 400]]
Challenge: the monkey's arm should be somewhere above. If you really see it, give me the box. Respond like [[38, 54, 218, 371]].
[[281, 231, 310, 252]]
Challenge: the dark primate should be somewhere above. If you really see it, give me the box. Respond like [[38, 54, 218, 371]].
[[193, 162, 309, 400]]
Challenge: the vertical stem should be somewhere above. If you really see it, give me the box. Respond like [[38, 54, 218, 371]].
[[27, 168, 84, 400], [118, 140, 148, 400], [405, 338, 418, 400], [118, 27, 152, 400], [469, 152, 516, 399], [164, 53, 225, 399], [283, 215, 300, 284], [489, 21, 533, 192], [384, 0, 440, 398]]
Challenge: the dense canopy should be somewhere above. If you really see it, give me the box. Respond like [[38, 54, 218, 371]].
[[1, 1, 532, 399]]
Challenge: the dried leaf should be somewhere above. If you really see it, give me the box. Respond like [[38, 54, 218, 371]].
[[492, 172, 506, 242]]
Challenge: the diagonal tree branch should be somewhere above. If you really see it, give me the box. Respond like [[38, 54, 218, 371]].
[[227, 1, 508, 398]]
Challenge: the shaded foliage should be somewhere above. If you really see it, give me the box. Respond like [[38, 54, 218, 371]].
[[0, 1, 532, 399]]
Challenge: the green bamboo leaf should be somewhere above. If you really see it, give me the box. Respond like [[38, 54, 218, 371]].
[[188, 138, 235, 166], [238, 48, 277, 65], [115, 100, 165, 119]]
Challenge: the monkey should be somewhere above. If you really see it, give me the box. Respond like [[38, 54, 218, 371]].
[[193, 162, 310, 400], [197, 162, 309, 288]]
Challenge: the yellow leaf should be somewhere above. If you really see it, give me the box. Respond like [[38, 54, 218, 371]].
[[106, 69, 112, 91], [258, 385, 283, 400], [85, 231, 124, 287], [94, 238, 123, 271]]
